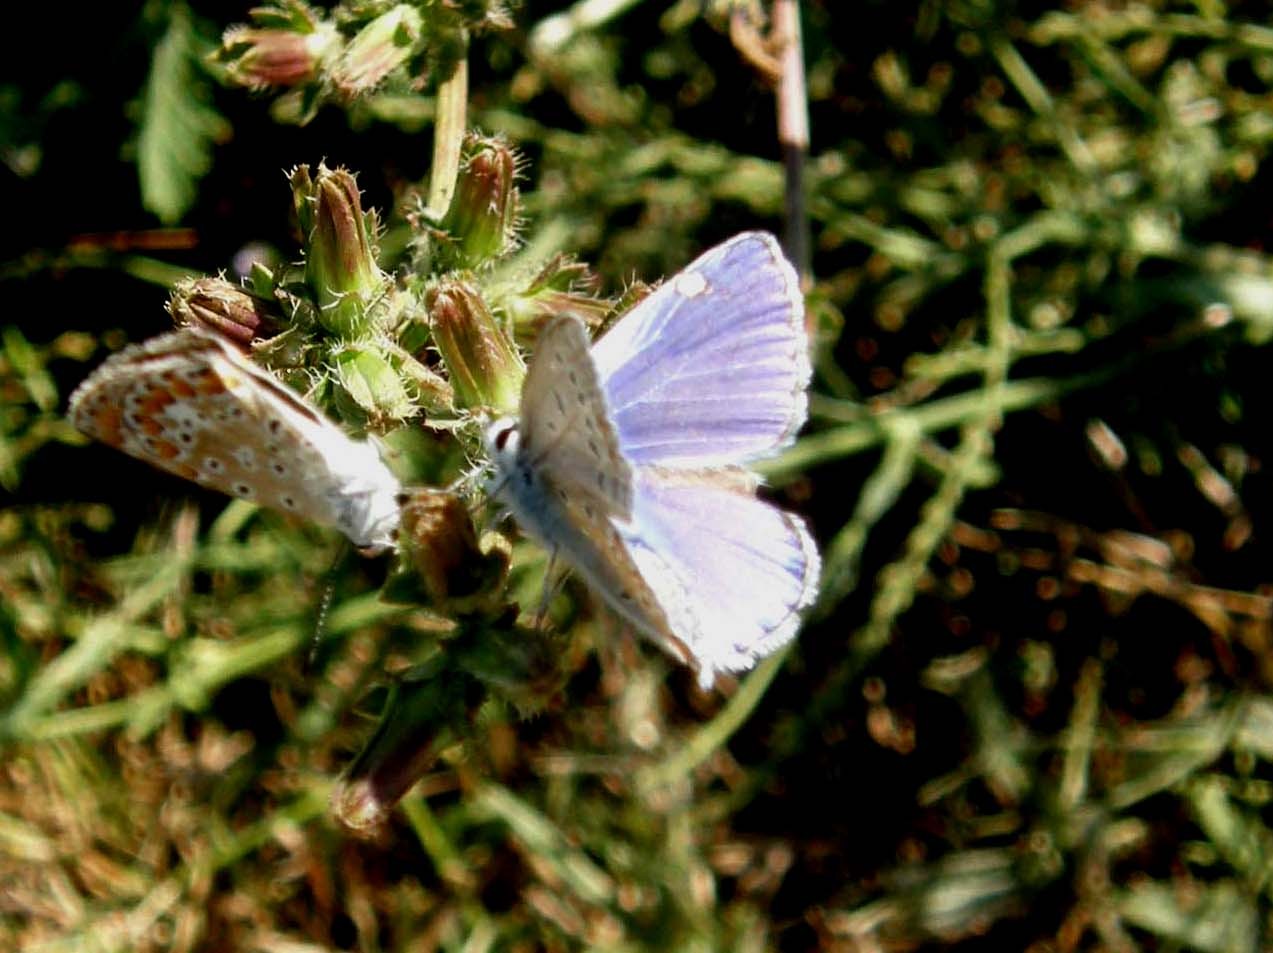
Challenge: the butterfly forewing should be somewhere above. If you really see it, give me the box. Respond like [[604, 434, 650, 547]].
[[590, 232, 810, 469], [69, 328, 401, 550], [519, 315, 633, 518]]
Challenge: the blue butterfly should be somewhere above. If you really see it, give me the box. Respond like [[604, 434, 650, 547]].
[[486, 232, 820, 688]]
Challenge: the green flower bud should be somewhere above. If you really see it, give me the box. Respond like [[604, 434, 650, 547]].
[[604, 277, 655, 327], [289, 164, 315, 234], [331, 664, 470, 833], [331, 612, 561, 830], [395, 351, 456, 415], [333, 345, 416, 424], [167, 276, 283, 345], [437, 135, 521, 268], [502, 253, 613, 343], [427, 279, 524, 412], [291, 164, 385, 337], [331, 4, 425, 99]]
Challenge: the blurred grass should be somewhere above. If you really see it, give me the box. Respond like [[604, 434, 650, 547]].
[[9, 0, 1273, 950]]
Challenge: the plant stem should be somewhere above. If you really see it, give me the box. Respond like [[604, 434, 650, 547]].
[[774, 0, 810, 280]]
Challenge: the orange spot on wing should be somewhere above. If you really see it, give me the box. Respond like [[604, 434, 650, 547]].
[[138, 388, 174, 415], [152, 440, 180, 460], [92, 405, 124, 444], [194, 370, 227, 395]]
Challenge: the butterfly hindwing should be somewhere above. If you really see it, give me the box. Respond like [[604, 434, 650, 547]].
[[619, 466, 820, 688]]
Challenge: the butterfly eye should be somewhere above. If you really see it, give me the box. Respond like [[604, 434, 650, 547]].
[[493, 424, 517, 451]]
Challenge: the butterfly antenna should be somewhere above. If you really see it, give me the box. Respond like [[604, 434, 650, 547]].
[[305, 543, 349, 671]]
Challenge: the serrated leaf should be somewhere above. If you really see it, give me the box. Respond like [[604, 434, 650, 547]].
[[137, 4, 229, 223]]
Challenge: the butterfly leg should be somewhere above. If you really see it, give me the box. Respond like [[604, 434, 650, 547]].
[[533, 546, 568, 631]]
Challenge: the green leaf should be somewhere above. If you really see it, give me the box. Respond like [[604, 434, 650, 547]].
[[136, 3, 229, 223]]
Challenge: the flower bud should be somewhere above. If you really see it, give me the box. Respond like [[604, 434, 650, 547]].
[[427, 279, 524, 412], [502, 254, 612, 342], [390, 489, 510, 614], [291, 164, 385, 337], [167, 276, 283, 344], [331, 662, 470, 833], [333, 346, 416, 424], [603, 278, 655, 326], [217, 22, 339, 89], [395, 352, 456, 415], [437, 135, 520, 268], [331, 4, 425, 99]]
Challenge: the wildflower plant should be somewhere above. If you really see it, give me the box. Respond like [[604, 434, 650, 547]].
[[145, 141, 592, 829]]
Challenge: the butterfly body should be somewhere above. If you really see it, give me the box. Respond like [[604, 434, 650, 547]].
[[485, 321, 692, 666], [487, 231, 820, 688], [69, 328, 402, 551]]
